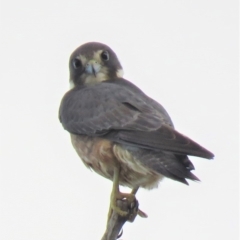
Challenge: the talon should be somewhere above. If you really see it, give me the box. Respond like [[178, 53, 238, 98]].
[[138, 208, 148, 218], [111, 192, 136, 216], [127, 199, 139, 222], [117, 229, 123, 239]]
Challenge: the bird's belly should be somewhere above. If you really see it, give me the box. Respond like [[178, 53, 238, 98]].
[[70, 134, 163, 189]]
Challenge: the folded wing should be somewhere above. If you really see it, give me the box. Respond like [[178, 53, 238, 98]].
[[59, 78, 214, 160]]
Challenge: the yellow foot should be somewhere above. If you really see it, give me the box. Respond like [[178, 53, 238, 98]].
[[111, 192, 136, 217], [107, 191, 148, 223], [107, 166, 147, 223]]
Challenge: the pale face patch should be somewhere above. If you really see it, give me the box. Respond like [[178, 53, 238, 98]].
[[116, 69, 124, 78], [77, 54, 87, 66], [84, 71, 109, 84], [72, 50, 123, 85], [69, 79, 75, 89], [78, 51, 110, 84]]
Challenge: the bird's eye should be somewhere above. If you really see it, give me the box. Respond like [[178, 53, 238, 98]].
[[101, 51, 109, 61], [72, 58, 82, 69]]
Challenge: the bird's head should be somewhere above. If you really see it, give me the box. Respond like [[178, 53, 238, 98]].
[[69, 42, 123, 87]]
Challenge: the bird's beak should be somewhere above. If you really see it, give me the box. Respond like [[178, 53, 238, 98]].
[[85, 60, 101, 77]]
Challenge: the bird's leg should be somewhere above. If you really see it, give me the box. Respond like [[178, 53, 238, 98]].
[[107, 166, 137, 221], [131, 187, 139, 195], [130, 187, 148, 218], [107, 169, 147, 224]]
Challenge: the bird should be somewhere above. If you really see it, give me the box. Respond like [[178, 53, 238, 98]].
[[59, 42, 214, 218]]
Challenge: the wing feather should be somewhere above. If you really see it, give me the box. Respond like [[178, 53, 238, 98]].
[[107, 126, 214, 159], [59, 78, 214, 159]]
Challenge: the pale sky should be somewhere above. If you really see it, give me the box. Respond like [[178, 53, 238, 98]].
[[0, 1, 239, 239]]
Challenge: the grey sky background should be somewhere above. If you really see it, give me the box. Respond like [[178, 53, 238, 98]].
[[0, 1, 238, 239]]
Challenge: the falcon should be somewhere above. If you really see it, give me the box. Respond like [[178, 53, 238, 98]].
[[59, 42, 214, 218]]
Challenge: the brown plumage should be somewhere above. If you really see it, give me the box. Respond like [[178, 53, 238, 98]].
[[59, 42, 214, 190]]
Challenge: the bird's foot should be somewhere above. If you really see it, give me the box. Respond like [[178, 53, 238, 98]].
[[111, 191, 137, 217], [107, 191, 148, 224]]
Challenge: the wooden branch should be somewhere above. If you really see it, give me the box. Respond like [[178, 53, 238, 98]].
[[101, 199, 139, 240]]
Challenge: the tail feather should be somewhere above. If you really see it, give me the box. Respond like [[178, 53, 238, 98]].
[[115, 125, 214, 159]]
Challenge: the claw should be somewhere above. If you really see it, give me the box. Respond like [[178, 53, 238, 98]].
[[111, 192, 136, 216], [117, 229, 123, 239], [138, 209, 148, 218]]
